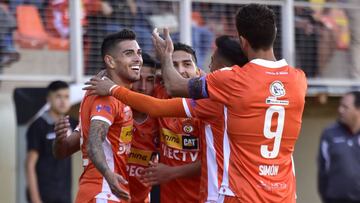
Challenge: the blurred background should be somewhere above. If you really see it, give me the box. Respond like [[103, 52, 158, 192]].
[[0, 0, 359, 202]]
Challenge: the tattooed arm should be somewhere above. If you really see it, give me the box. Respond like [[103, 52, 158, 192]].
[[87, 120, 130, 200]]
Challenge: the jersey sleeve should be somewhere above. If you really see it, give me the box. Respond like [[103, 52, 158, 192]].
[[205, 67, 238, 105], [182, 98, 222, 120], [89, 96, 118, 125], [26, 120, 42, 151]]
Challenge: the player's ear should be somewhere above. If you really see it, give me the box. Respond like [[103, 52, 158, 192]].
[[239, 36, 249, 54], [104, 55, 116, 69]]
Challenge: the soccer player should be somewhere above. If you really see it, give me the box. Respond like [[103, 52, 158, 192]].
[[140, 42, 202, 203], [86, 4, 308, 203], [53, 52, 160, 203], [84, 35, 249, 202], [76, 29, 142, 203]]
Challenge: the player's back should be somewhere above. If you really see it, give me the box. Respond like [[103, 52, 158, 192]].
[[206, 59, 307, 202], [76, 92, 133, 203]]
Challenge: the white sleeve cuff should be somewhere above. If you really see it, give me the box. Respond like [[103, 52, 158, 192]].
[[91, 116, 112, 126]]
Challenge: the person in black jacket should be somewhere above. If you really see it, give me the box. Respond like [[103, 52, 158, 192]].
[[318, 91, 360, 203], [25, 81, 77, 203]]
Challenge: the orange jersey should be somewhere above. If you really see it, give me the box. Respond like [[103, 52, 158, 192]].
[[76, 92, 133, 203], [183, 98, 225, 202], [154, 85, 201, 203], [204, 59, 307, 203], [128, 116, 159, 203]]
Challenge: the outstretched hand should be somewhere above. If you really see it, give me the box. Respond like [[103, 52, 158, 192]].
[[152, 28, 174, 60], [83, 77, 116, 96]]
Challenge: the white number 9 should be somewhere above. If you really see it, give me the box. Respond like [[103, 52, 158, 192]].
[[261, 106, 285, 159]]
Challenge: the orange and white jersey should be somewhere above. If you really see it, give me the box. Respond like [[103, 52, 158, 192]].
[[127, 117, 159, 203], [182, 98, 225, 202], [154, 85, 202, 203], [205, 59, 307, 202], [76, 91, 133, 203]]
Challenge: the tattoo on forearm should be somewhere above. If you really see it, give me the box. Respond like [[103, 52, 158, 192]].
[[189, 76, 208, 99], [87, 120, 110, 176]]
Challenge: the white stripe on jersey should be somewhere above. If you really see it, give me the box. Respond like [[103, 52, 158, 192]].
[[182, 98, 193, 118], [219, 107, 235, 196], [205, 124, 219, 201], [95, 138, 121, 202]]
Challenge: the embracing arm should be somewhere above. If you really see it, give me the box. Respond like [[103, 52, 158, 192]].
[[111, 86, 186, 118]]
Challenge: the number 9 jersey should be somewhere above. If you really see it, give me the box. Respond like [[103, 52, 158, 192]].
[[204, 59, 307, 203]]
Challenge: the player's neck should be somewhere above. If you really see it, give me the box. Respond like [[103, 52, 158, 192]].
[[48, 109, 63, 122], [106, 70, 132, 89], [133, 110, 148, 124], [247, 48, 276, 62]]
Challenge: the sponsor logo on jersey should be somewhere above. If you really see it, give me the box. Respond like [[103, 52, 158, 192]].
[[96, 104, 111, 113], [127, 148, 154, 166], [127, 165, 145, 177], [123, 105, 132, 121], [259, 164, 279, 176], [269, 81, 286, 97], [161, 128, 199, 150], [120, 125, 133, 143], [161, 144, 199, 162]]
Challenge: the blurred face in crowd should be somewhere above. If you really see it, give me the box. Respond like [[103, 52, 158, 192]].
[[338, 93, 360, 128], [172, 50, 199, 79], [107, 40, 143, 83], [48, 88, 71, 115], [132, 66, 156, 96]]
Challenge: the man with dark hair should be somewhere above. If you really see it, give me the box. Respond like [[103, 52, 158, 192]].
[[76, 28, 142, 203], [210, 35, 248, 72], [83, 36, 248, 202], [318, 91, 360, 203], [26, 80, 77, 203], [136, 3, 305, 203]]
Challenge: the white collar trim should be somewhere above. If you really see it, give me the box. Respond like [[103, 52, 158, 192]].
[[250, 58, 288, 68]]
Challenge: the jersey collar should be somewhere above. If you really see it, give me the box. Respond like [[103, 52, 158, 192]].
[[250, 58, 288, 68]]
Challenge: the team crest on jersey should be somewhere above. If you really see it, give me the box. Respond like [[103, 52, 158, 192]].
[[183, 125, 194, 133], [269, 81, 286, 97]]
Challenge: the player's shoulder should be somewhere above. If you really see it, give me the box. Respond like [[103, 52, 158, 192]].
[[322, 122, 343, 137]]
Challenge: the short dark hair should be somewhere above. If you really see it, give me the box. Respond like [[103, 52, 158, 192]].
[[173, 42, 197, 64], [142, 52, 160, 69], [215, 35, 248, 67], [346, 91, 360, 109], [47, 80, 69, 94], [235, 4, 276, 50], [101, 29, 137, 60]]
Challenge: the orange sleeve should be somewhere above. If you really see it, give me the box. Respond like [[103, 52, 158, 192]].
[[206, 67, 238, 105], [111, 86, 187, 118]]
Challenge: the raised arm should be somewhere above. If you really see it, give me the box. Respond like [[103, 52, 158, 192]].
[[152, 28, 209, 99]]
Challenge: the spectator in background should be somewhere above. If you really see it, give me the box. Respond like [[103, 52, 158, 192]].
[[25, 81, 77, 203], [45, 0, 102, 38], [318, 91, 360, 203], [0, 1, 19, 67], [345, 0, 360, 78], [295, 5, 320, 77]]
